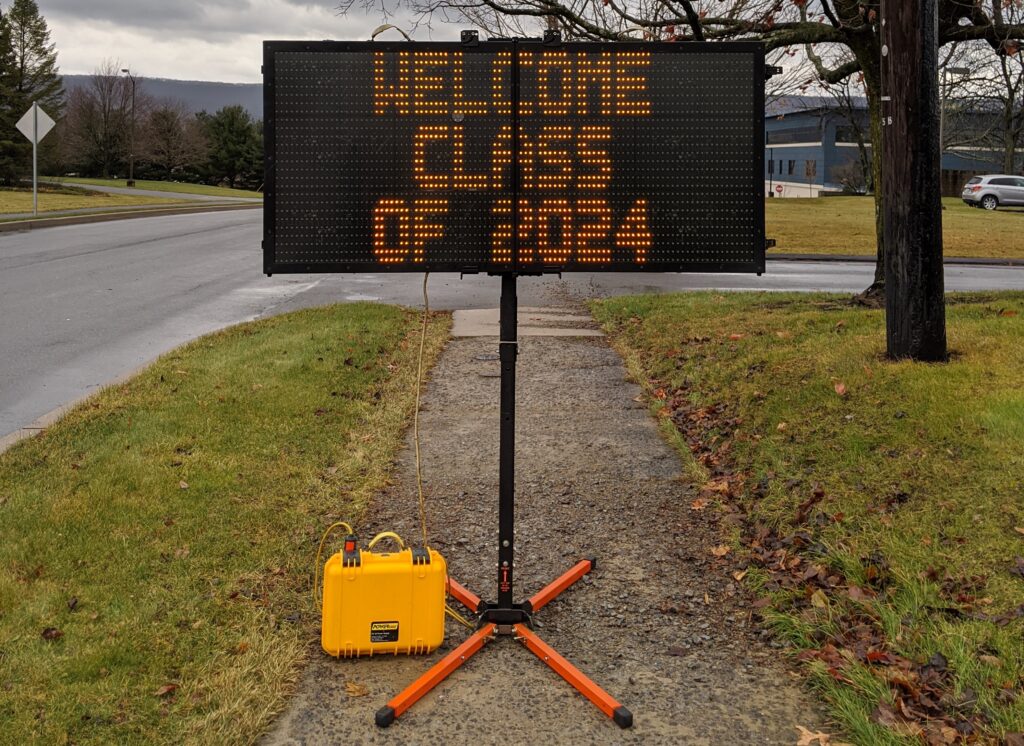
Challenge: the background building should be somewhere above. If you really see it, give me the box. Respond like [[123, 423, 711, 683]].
[[764, 96, 1010, 198]]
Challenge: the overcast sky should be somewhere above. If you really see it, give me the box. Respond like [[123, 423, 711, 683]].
[[40, 0, 464, 83]]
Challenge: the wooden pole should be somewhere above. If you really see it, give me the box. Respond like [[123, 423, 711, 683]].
[[881, 0, 947, 361]]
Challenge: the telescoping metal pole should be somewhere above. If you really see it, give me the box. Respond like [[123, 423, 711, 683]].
[[497, 273, 517, 609]]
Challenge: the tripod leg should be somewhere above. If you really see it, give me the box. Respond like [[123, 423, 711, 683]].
[[514, 623, 632, 729], [524, 558, 594, 614], [376, 623, 496, 727], [447, 577, 482, 613]]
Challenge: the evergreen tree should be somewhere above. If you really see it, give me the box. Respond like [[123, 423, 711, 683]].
[[6, 0, 63, 114], [0, 7, 29, 186], [199, 105, 262, 189]]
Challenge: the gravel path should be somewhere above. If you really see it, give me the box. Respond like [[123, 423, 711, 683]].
[[265, 308, 826, 745]]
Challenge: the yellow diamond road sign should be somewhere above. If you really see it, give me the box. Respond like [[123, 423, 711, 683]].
[[16, 103, 56, 144]]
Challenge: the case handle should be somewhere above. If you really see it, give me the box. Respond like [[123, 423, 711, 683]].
[[367, 531, 406, 551]]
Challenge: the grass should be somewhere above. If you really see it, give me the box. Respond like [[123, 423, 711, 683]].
[[767, 197, 1024, 259], [593, 292, 1024, 743], [0, 186, 184, 215], [0, 303, 449, 745], [53, 177, 264, 200]]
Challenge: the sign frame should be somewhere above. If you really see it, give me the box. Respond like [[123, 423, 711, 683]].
[[263, 38, 766, 276]]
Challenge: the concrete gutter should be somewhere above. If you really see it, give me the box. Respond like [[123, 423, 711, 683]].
[[0, 202, 260, 234], [771, 252, 1024, 267]]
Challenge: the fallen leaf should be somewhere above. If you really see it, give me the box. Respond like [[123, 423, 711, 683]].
[[834, 382, 847, 397], [871, 700, 899, 727], [235, 641, 250, 654], [847, 585, 874, 602], [179, 481, 189, 490], [1015, 527, 1024, 536], [690, 498, 708, 511], [174, 546, 190, 559], [775, 330, 792, 339], [809, 589, 829, 608], [703, 479, 732, 496], [67, 596, 79, 612], [776, 422, 788, 432], [999, 309, 1018, 317], [41, 627, 63, 641], [728, 333, 745, 341], [345, 681, 369, 697], [796, 725, 834, 745], [732, 570, 748, 582], [710, 544, 731, 558], [979, 655, 1000, 667], [153, 684, 178, 698]]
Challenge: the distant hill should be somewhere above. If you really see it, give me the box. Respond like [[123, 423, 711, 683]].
[[63, 75, 262, 119]]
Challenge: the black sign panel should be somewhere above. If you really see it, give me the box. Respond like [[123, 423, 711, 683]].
[[263, 40, 765, 274]]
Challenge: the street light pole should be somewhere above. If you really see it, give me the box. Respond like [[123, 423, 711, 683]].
[[121, 68, 136, 188]]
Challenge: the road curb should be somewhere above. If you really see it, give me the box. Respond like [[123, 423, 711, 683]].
[[0, 361, 153, 456], [771, 253, 1024, 267], [0, 202, 261, 233]]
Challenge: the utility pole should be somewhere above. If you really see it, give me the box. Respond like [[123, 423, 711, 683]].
[[881, 0, 947, 361]]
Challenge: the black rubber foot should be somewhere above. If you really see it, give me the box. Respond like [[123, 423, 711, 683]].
[[585, 556, 597, 572], [375, 705, 396, 728], [613, 706, 633, 728]]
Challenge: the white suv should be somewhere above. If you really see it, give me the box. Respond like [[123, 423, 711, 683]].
[[962, 175, 1024, 210]]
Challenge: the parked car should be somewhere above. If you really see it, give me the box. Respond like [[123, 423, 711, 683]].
[[962, 175, 1024, 210]]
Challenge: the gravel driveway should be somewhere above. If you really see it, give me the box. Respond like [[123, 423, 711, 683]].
[[265, 307, 826, 745]]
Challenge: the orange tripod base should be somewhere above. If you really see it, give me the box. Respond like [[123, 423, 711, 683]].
[[376, 559, 632, 729]]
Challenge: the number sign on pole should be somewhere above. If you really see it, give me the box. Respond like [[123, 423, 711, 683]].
[[263, 38, 766, 275], [16, 102, 57, 217]]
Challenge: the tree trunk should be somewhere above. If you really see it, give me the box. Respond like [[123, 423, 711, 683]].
[[849, 41, 886, 293], [864, 74, 885, 288], [881, 0, 947, 362]]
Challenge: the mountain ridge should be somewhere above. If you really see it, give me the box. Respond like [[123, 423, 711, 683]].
[[63, 74, 263, 118]]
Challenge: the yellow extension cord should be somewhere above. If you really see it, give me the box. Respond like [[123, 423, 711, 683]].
[[312, 274, 474, 630]]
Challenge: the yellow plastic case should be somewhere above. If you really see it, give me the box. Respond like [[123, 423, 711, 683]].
[[321, 532, 447, 658]]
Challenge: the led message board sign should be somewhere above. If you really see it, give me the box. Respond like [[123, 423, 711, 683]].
[[263, 39, 765, 274]]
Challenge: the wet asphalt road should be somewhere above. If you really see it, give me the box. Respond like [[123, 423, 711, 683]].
[[3, 209, 1024, 440]]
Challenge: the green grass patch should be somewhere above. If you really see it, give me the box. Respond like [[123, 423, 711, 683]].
[[593, 292, 1024, 743], [0, 303, 449, 744], [0, 186, 184, 215], [767, 197, 1024, 259], [52, 178, 263, 200]]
